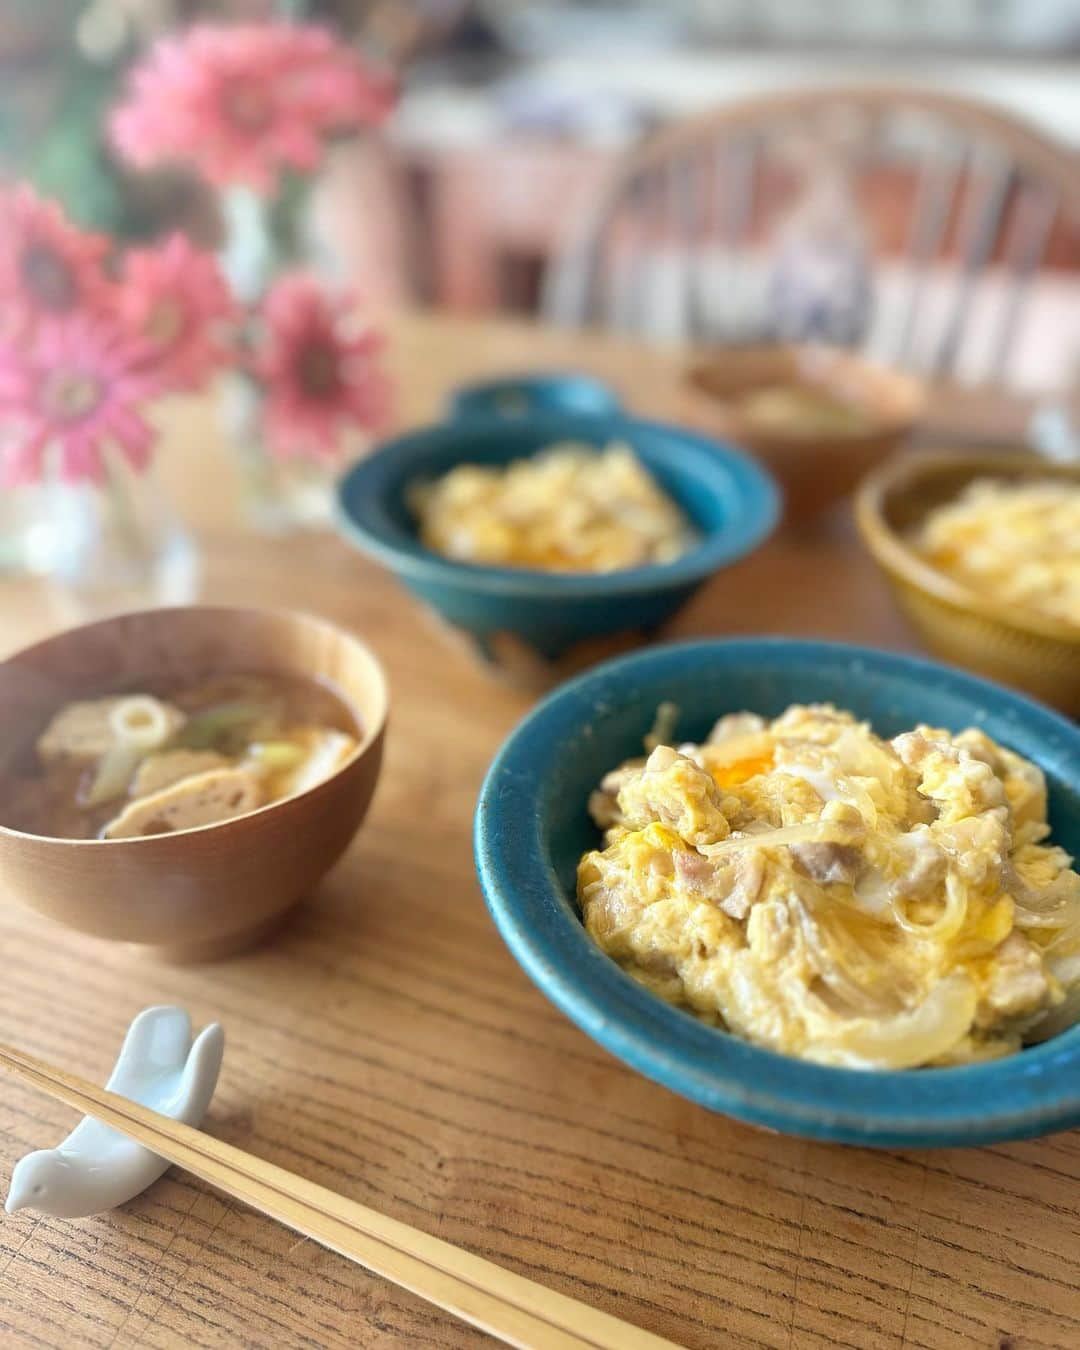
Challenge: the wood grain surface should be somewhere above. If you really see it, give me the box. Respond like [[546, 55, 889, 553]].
[[0, 311, 1075, 1350]]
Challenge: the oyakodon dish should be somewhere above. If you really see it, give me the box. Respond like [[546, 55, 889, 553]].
[[409, 442, 697, 572], [915, 478, 1080, 628], [0, 672, 359, 840], [577, 704, 1080, 1069]]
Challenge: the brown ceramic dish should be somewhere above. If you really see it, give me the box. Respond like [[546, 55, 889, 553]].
[[0, 606, 388, 961], [855, 449, 1080, 715], [687, 344, 924, 522]]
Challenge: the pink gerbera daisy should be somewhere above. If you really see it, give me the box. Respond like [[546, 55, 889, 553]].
[[0, 315, 161, 486], [0, 186, 112, 334], [119, 233, 234, 391], [111, 22, 396, 194], [254, 273, 390, 461]]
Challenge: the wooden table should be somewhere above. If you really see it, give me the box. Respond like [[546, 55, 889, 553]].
[[0, 312, 1074, 1350]]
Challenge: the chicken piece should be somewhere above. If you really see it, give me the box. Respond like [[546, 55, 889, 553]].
[[130, 750, 230, 799], [102, 767, 262, 839], [895, 731, 1008, 826], [928, 755, 1006, 822], [975, 932, 1053, 1029], [895, 828, 948, 891], [587, 761, 644, 830], [950, 728, 1001, 769], [588, 788, 620, 831], [617, 745, 731, 846], [745, 897, 798, 964], [950, 728, 1047, 822], [37, 698, 183, 764], [789, 841, 863, 886], [852, 828, 946, 915], [889, 729, 937, 770], [934, 809, 1009, 891], [674, 847, 766, 919]]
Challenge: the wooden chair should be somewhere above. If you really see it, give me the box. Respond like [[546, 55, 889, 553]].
[[543, 87, 1080, 389]]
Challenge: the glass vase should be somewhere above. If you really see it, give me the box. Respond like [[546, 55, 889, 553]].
[[218, 177, 349, 534], [25, 464, 200, 620], [0, 485, 45, 576], [219, 371, 342, 534]]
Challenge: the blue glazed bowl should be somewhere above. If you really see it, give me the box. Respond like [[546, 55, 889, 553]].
[[475, 638, 1080, 1147], [337, 374, 779, 676]]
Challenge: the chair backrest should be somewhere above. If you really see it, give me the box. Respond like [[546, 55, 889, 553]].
[[543, 86, 1080, 389]]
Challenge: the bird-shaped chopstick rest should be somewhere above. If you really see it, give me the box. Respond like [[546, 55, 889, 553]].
[[5, 1005, 223, 1219]]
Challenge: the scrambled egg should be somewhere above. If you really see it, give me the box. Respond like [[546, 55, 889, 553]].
[[916, 478, 1080, 628], [409, 443, 696, 572], [578, 705, 1080, 1068]]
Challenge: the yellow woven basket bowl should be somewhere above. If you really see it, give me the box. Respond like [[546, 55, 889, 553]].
[[855, 450, 1080, 716]]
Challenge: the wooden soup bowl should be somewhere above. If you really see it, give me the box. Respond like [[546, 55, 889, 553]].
[[686, 344, 924, 524], [0, 606, 388, 962], [855, 449, 1080, 714]]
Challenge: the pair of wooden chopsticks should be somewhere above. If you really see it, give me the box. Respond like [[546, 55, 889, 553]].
[[0, 1043, 683, 1350]]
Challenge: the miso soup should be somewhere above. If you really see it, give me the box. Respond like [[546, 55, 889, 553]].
[[0, 671, 360, 840]]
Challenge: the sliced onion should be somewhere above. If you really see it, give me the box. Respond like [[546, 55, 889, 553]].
[[1013, 902, 1075, 930], [1011, 871, 1080, 929], [891, 872, 968, 942], [699, 820, 860, 858], [791, 900, 891, 1015], [804, 972, 977, 1069], [1044, 913, 1080, 955]]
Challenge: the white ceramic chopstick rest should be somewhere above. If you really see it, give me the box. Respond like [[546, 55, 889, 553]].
[[4, 1005, 223, 1219]]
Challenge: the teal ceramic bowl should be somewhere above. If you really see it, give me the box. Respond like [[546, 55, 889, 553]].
[[475, 638, 1080, 1147], [337, 375, 779, 678]]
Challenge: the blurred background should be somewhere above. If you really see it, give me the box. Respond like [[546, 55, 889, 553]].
[[3, 0, 1077, 394]]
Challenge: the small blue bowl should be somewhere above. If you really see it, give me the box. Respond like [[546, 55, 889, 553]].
[[475, 638, 1080, 1147], [337, 374, 779, 674]]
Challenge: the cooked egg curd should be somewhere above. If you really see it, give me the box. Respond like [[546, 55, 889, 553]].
[[916, 478, 1080, 628], [409, 443, 696, 573], [577, 704, 1080, 1069]]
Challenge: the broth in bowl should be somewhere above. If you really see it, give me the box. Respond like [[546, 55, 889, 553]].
[[0, 670, 360, 840]]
